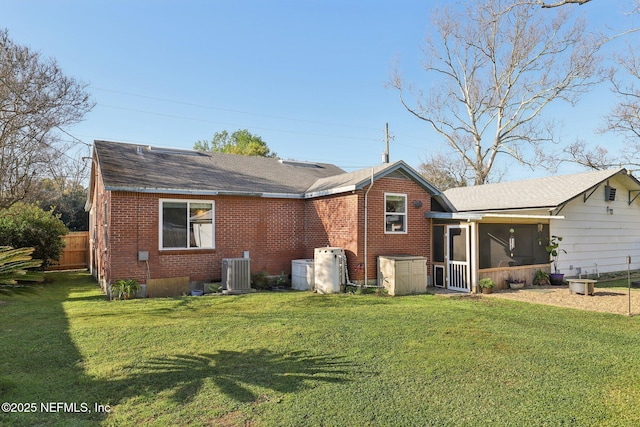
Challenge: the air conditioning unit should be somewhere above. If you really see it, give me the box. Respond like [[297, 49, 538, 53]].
[[222, 258, 251, 291]]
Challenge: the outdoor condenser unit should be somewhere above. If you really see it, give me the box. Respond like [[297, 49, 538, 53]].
[[222, 258, 251, 291]]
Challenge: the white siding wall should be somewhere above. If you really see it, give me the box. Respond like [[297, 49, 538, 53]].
[[550, 174, 640, 276]]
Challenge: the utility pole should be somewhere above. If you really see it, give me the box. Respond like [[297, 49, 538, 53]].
[[382, 122, 390, 164]]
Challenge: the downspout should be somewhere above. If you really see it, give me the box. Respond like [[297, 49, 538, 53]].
[[364, 168, 374, 288]]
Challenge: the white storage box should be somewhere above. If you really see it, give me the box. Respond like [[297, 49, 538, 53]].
[[292, 259, 314, 291]]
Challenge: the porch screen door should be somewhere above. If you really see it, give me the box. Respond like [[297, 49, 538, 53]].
[[447, 225, 470, 292]]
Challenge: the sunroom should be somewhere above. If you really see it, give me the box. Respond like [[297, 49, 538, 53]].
[[426, 212, 561, 292]]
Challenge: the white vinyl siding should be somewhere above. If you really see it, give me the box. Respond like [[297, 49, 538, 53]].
[[550, 175, 640, 275]]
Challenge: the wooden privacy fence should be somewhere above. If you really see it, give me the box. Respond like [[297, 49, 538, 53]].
[[48, 231, 89, 271]]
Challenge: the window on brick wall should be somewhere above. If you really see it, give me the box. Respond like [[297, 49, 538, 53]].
[[160, 200, 215, 249], [385, 193, 407, 233]]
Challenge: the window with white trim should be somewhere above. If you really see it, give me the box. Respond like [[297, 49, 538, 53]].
[[385, 193, 407, 233], [160, 200, 215, 249]]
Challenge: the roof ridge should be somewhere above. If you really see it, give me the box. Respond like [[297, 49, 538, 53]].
[[446, 167, 626, 193]]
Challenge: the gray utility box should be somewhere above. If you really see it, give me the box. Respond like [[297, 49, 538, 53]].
[[378, 255, 428, 296]]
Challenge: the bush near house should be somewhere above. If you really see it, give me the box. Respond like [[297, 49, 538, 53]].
[[0, 203, 68, 270]]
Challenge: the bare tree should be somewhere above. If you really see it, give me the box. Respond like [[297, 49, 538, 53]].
[[0, 29, 94, 209], [562, 139, 620, 169], [391, 0, 606, 184], [605, 43, 640, 137], [537, 0, 593, 8], [562, 4, 640, 171], [418, 153, 471, 191]]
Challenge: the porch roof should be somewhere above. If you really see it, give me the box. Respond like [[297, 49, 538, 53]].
[[425, 212, 565, 221]]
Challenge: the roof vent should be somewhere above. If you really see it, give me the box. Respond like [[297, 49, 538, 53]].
[[605, 185, 616, 201], [279, 159, 323, 168]]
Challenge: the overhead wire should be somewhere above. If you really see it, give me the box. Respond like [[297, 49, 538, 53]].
[[90, 85, 430, 148]]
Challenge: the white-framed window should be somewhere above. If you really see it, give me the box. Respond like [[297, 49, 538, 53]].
[[159, 199, 215, 249], [385, 193, 407, 234]]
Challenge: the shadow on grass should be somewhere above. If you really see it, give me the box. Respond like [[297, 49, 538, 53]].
[[0, 271, 355, 425], [0, 271, 111, 425], [111, 350, 352, 404]]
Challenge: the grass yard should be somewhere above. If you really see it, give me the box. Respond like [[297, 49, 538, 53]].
[[1, 271, 640, 426]]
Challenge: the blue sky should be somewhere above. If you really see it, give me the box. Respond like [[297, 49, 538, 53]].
[[2, 0, 637, 179]]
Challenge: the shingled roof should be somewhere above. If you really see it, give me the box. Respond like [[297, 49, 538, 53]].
[[305, 160, 442, 197], [93, 140, 345, 197], [90, 140, 454, 211], [444, 168, 633, 212]]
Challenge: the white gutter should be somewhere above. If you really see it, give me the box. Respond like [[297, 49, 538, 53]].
[[104, 186, 308, 199], [425, 212, 565, 220], [363, 168, 374, 288], [304, 185, 357, 199], [482, 214, 565, 220]]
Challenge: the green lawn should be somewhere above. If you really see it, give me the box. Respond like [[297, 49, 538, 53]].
[[1, 271, 640, 426]]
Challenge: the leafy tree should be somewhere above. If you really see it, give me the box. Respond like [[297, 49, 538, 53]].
[[29, 178, 89, 231], [195, 129, 277, 157], [391, 0, 606, 184], [0, 29, 94, 209], [0, 246, 42, 295], [0, 203, 68, 270]]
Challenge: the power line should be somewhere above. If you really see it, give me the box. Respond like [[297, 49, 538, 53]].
[[90, 86, 384, 132], [98, 104, 380, 142], [90, 86, 433, 146]]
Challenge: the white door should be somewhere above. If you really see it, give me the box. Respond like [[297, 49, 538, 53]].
[[447, 225, 471, 292]]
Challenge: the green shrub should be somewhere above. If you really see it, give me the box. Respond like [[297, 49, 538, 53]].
[[110, 279, 140, 300], [208, 283, 222, 293], [0, 203, 68, 270], [478, 278, 496, 288], [251, 270, 270, 290]]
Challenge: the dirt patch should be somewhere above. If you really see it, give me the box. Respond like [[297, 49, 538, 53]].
[[482, 285, 640, 316]]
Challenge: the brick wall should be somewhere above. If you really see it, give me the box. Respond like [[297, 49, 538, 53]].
[[360, 177, 432, 283], [305, 177, 432, 283], [92, 174, 433, 288], [104, 193, 307, 284]]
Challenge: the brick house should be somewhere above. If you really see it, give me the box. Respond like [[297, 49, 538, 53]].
[[87, 140, 453, 295]]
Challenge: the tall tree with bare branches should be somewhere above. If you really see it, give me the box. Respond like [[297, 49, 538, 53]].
[[0, 29, 94, 208], [391, 0, 606, 184], [558, 2, 640, 170]]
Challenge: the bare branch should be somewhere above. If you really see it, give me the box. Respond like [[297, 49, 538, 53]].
[[537, 0, 593, 8], [0, 29, 94, 208], [391, 0, 605, 184]]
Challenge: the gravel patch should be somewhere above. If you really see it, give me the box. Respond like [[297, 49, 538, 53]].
[[482, 286, 640, 316]]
